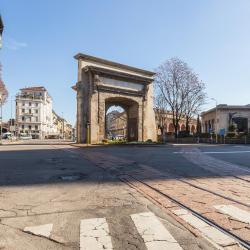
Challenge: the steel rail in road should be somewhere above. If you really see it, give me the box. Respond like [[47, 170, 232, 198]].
[[121, 174, 250, 250], [59, 146, 250, 249]]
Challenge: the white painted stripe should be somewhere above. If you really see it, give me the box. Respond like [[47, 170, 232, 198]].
[[214, 204, 250, 224], [131, 212, 183, 250], [172, 209, 235, 247], [174, 150, 250, 154], [24, 223, 53, 238], [80, 218, 113, 250]]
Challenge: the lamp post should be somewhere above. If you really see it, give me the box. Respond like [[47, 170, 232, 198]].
[[211, 98, 218, 143], [0, 96, 2, 144]]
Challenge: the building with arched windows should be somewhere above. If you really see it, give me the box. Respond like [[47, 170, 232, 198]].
[[155, 109, 197, 135]]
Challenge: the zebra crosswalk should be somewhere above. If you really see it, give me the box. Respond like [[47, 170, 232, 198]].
[[21, 205, 249, 250], [131, 212, 183, 250], [22, 212, 183, 250], [80, 217, 113, 250], [213, 204, 250, 224]]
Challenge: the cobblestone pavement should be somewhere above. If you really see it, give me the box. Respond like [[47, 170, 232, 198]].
[[60, 144, 250, 249]]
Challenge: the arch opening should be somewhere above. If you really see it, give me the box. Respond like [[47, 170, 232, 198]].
[[105, 97, 139, 141], [105, 105, 128, 140]]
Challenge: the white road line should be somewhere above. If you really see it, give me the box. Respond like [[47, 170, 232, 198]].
[[23, 223, 53, 238], [172, 209, 236, 248], [131, 212, 183, 250], [174, 150, 250, 154], [214, 204, 250, 224], [80, 218, 113, 250]]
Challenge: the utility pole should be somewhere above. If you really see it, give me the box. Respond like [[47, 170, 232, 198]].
[[62, 112, 65, 140], [0, 99, 2, 144]]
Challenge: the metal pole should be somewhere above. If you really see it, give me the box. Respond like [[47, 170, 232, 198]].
[[0, 100, 2, 144], [10, 95, 12, 126], [211, 98, 218, 144], [215, 101, 218, 144]]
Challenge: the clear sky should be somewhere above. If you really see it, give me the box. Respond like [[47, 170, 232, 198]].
[[1, 0, 250, 125]]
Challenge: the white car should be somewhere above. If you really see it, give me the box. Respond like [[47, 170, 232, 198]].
[[19, 134, 32, 140]]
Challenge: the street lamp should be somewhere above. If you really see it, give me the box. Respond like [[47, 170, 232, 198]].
[[0, 96, 2, 144], [211, 98, 218, 143]]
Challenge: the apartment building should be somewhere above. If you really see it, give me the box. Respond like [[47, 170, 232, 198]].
[[15, 86, 54, 139]]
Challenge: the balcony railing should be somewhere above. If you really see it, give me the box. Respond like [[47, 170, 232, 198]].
[[16, 94, 43, 100]]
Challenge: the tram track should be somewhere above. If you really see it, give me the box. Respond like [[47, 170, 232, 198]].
[[120, 174, 250, 250], [60, 146, 250, 249]]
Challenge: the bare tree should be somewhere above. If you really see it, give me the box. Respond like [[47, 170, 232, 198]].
[[0, 64, 8, 139], [154, 92, 168, 136], [155, 58, 205, 138], [183, 78, 206, 133], [0, 79, 8, 105]]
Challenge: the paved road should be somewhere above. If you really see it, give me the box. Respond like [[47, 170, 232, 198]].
[[0, 144, 249, 249]]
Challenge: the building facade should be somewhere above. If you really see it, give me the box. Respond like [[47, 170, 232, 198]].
[[15, 86, 54, 139], [106, 110, 127, 138], [52, 111, 73, 139], [201, 104, 250, 135], [155, 109, 197, 135]]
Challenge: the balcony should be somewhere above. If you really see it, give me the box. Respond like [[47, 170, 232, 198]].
[[17, 120, 41, 124], [16, 94, 43, 100]]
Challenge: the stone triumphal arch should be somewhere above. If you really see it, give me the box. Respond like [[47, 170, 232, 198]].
[[72, 53, 156, 144]]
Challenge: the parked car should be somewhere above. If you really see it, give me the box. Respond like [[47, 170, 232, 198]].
[[2, 132, 12, 139], [114, 134, 125, 140], [19, 133, 32, 140]]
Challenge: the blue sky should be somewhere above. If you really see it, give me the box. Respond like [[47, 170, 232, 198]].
[[1, 0, 250, 125]]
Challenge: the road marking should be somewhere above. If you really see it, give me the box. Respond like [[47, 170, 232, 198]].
[[172, 209, 235, 247], [214, 204, 250, 224], [80, 217, 113, 250], [23, 223, 53, 238], [131, 212, 183, 250], [174, 150, 250, 154]]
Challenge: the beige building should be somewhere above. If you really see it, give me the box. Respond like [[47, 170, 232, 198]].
[[73, 53, 156, 144], [52, 111, 72, 139], [201, 104, 250, 134], [106, 110, 127, 138], [155, 109, 197, 134]]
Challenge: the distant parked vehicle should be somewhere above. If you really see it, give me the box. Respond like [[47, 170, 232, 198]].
[[19, 133, 32, 140], [2, 132, 12, 139], [114, 134, 125, 140]]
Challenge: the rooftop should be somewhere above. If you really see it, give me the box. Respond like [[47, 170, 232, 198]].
[[202, 104, 250, 115], [74, 53, 155, 77], [20, 86, 47, 92]]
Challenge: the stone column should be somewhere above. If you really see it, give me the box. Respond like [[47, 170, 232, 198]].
[[143, 83, 157, 141]]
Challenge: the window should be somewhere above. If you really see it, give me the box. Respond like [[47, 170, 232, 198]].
[[22, 109, 25, 113], [28, 125, 31, 130], [29, 102, 31, 106], [36, 103, 38, 107], [35, 125, 38, 130], [35, 110, 38, 114], [36, 117, 38, 122], [22, 116, 25, 121], [22, 125, 24, 129], [29, 109, 32, 114], [22, 102, 25, 106]]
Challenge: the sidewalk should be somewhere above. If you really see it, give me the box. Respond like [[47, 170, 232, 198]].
[[0, 139, 74, 146]]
